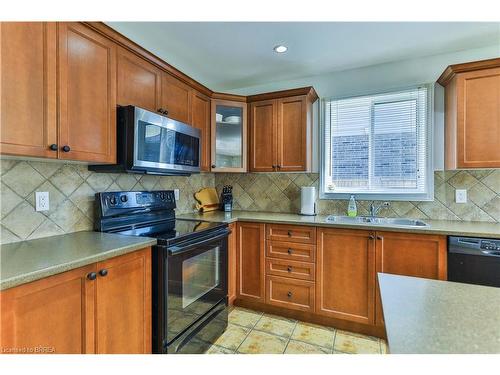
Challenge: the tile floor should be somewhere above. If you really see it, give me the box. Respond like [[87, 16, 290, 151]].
[[206, 307, 388, 354]]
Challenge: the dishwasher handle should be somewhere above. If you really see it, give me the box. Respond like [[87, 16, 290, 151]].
[[481, 250, 500, 257]]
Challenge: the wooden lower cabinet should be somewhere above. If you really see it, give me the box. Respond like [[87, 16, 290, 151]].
[[266, 275, 315, 312], [236, 222, 265, 303], [374, 231, 446, 326], [227, 223, 237, 305], [266, 258, 315, 281], [316, 228, 376, 325], [95, 248, 151, 354], [266, 224, 316, 244], [233, 223, 447, 339], [0, 263, 96, 354], [0, 247, 151, 354]]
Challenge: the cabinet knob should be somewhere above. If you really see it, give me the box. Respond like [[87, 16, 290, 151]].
[[287, 248, 293, 254], [99, 269, 108, 277], [277, 165, 282, 169], [62, 145, 71, 152], [287, 266, 292, 273], [287, 230, 292, 237], [287, 291, 293, 298], [272, 165, 277, 169], [163, 109, 169, 115], [49, 144, 58, 151], [369, 235, 375, 240], [377, 236, 383, 240], [87, 272, 97, 280], [211, 164, 216, 168]]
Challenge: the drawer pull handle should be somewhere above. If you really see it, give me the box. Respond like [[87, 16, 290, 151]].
[[287, 291, 292, 298], [288, 230, 292, 237], [287, 248, 293, 254], [287, 266, 292, 272]]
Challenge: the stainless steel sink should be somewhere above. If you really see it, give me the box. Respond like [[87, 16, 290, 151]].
[[325, 215, 429, 228]]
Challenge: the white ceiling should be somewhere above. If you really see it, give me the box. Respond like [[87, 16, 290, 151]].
[[107, 22, 500, 92]]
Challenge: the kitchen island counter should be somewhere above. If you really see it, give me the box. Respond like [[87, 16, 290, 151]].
[[378, 273, 500, 354]]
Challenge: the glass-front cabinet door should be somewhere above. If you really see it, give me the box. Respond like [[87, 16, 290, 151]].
[[211, 99, 247, 172]]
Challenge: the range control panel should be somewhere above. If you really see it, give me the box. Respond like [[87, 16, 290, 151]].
[[97, 190, 176, 217]]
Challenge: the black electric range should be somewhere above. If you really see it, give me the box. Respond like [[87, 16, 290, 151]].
[[95, 190, 229, 354]]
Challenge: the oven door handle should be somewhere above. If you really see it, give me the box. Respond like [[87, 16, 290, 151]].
[[167, 229, 230, 256]]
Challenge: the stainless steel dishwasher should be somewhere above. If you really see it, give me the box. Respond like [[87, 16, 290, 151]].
[[448, 236, 500, 287]]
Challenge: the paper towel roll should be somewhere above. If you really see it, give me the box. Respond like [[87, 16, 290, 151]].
[[300, 186, 316, 216]]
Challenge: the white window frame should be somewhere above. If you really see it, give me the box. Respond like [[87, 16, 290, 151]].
[[320, 84, 434, 201]]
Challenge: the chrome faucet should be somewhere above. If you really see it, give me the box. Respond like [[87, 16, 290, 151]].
[[369, 201, 390, 217]]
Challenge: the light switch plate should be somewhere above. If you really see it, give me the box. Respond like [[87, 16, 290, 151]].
[[174, 189, 180, 201], [455, 189, 467, 204], [35, 191, 50, 211]]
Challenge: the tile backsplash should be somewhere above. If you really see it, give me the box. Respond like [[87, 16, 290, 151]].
[[0, 160, 214, 244], [215, 170, 500, 222], [1, 159, 499, 245]]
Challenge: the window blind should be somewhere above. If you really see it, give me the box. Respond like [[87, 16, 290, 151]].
[[323, 86, 431, 198]]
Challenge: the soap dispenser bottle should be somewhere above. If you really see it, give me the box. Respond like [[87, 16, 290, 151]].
[[347, 195, 357, 217]]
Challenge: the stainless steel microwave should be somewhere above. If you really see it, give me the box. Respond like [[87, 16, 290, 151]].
[[90, 106, 201, 176]]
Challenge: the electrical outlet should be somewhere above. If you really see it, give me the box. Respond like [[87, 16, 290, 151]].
[[35, 192, 50, 211], [174, 189, 180, 201], [455, 189, 467, 204]]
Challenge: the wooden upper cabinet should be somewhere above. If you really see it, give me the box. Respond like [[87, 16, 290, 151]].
[[116, 46, 162, 112], [0, 22, 57, 158], [236, 222, 265, 303], [374, 231, 446, 326], [0, 263, 96, 354], [249, 99, 277, 172], [316, 228, 376, 325], [248, 87, 317, 172], [191, 90, 211, 171], [438, 58, 500, 169], [277, 95, 309, 171], [58, 22, 116, 163], [161, 72, 191, 124], [95, 248, 151, 354]]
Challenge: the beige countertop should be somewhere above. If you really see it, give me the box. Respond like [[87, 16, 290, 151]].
[[378, 273, 500, 354], [0, 231, 156, 291], [178, 210, 500, 238]]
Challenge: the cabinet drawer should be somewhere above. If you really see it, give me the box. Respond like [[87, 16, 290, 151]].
[[266, 224, 316, 244], [266, 276, 315, 312], [266, 258, 315, 281], [266, 240, 316, 262]]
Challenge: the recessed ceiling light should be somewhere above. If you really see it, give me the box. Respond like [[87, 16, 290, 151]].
[[273, 45, 288, 53]]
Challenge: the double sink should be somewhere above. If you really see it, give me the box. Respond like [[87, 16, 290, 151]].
[[325, 215, 429, 228]]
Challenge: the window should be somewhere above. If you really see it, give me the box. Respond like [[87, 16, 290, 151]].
[[320, 85, 433, 201]]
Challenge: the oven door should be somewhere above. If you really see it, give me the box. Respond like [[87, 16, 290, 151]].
[[133, 106, 200, 173], [165, 229, 228, 344]]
